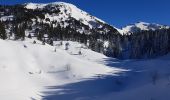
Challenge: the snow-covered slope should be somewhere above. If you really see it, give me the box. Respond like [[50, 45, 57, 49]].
[[48, 52, 170, 100], [1, 38, 170, 100], [118, 22, 170, 34], [40, 47, 170, 100], [0, 38, 123, 100], [90, 54, 170, 100]]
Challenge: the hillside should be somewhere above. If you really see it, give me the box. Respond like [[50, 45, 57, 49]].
[[96, 54, 170, 100], [0, 38, 123, 100], [1, 37, 170, 100], [43, 53, 170, 100]]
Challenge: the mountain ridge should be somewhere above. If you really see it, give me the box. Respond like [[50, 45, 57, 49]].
[[1, 2, 169, 35], [117, 21, 170, 34], [23, 2, 170, 34]]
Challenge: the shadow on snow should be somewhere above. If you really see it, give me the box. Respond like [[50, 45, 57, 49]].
[[42, 58, 149, 100]]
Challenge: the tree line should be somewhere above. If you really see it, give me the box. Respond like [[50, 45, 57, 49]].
[[0, 5, 170, 59]]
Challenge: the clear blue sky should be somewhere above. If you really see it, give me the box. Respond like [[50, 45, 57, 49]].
[[0, 0, 169, 28]]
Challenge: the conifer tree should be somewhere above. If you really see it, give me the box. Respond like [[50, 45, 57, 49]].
[[0, 21, 7, 40]]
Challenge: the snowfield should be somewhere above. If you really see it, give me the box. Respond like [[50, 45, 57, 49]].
[[96, 56, 170, 100], [0, 38, 123, 100], [0, 38, 170, 100], [43, 50, 170, 100]]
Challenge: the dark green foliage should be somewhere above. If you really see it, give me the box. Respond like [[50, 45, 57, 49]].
[[0, 21, 7, 40], [42, 39, 46, 45], [33, 40, 36, 44], [13, 23, 25, 40], [49, 39, 53, 46], [28, 34, 32, 39], [128, 29, 170, 59]]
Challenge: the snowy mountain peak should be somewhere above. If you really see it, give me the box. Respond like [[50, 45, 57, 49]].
[[24, 2, 105, 28], [118, 21, 170, 34], [24, 2, 46, 9], [25, 2, 77, 10]]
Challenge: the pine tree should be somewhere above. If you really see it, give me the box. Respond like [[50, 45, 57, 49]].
[[28, 34, 32, 39], [14, 24, 20, 40], [49, 39, 53, 46], [65, 42, 69, 50], [0, 21, 7, 40], [42, 39, 46, 45]]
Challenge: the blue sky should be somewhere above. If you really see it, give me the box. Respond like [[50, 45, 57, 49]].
[[0, 0, 169, 28]]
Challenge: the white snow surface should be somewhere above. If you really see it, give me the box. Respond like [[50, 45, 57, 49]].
[[41, 48, 170, 100], [0, 15, 14, 21], [0, 38, 170, 100], [91, 54, 170, 100], [0, 38, 122, 100]]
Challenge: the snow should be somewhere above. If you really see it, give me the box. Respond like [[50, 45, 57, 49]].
[[114, 27, 125, 35], [44, 41, 170, 100], [0, 15, 13, 21], [24, 3, 47, 9], [0, 2, 170, 99], [41, 53, 170, 100], [0, 38, 170, 100], [90, 54, 170, 100], [0, 38, 123, 100], [39, 41, 170, 100]]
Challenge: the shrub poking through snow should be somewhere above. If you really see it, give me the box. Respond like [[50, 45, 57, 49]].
[[151, 71, 159, 85], [33, 40, 36, 44], [65, 64, 71, 71], [65, 42, 70, 50]]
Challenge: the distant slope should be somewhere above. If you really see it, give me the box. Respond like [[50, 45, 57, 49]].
[[117, 22, 170, 34]]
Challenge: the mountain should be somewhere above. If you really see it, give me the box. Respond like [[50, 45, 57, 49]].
[[0, 2, 170, 59], [0, 2, 118, 35], [118, 22, 170, 34], [24, 2, 106, 29]]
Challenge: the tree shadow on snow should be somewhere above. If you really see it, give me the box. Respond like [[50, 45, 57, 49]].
[[42, 75, 128, 100], [42, 58, 150, 100]]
